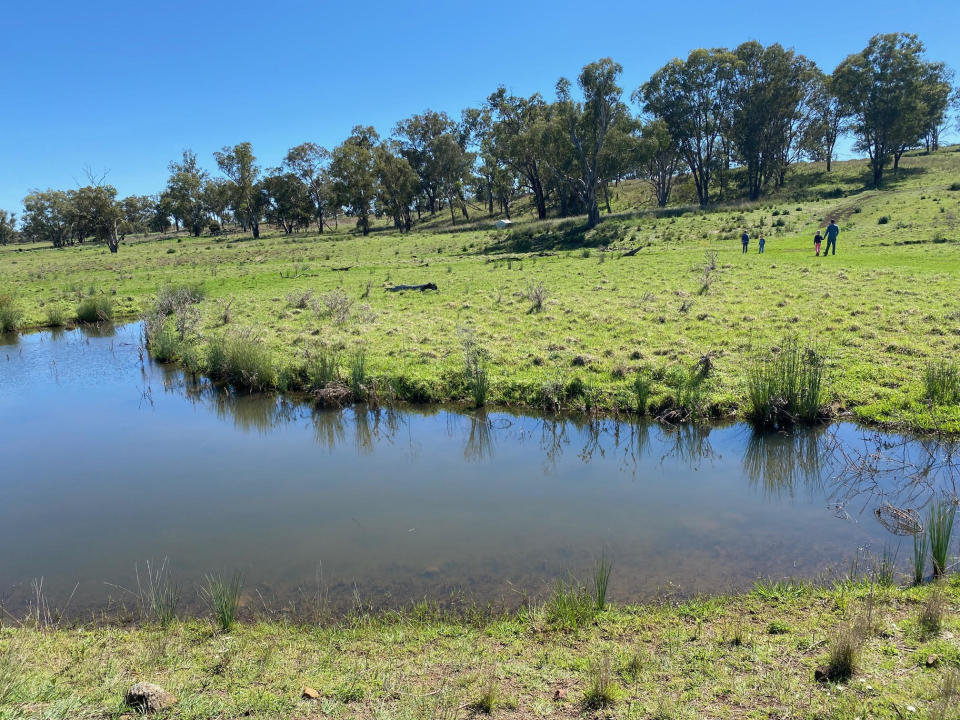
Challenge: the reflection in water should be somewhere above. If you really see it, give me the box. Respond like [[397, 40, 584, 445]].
[[464, 411, 494, 462], [744, 427, 828, 499], [4, 321, 956, 618]]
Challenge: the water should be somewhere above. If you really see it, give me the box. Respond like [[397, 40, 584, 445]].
[[0, 324, 942, 616]]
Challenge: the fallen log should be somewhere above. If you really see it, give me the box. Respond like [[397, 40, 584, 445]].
[[386, 283, 438, 292]]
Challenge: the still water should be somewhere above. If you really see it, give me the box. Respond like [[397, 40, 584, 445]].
[[0, 323, 931, 616]]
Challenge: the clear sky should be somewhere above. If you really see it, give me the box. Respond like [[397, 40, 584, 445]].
[[2, 0, 958, 214]]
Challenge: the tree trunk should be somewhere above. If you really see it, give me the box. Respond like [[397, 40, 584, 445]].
[[251, 220, 260, 239], [826, 156, 832, 172], [603, 183, 612, 214]]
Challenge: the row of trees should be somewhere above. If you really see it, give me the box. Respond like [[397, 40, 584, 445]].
[[2, 32, 956, 249]]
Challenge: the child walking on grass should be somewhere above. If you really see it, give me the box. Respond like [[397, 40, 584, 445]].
[[814, 231, 822, 256], [758, 234, 766, 253]]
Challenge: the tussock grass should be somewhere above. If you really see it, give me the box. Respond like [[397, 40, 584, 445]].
[[136, 559, 179, 627], [523, 280, 547, 313], [917, 582, 946, 636], [746, 336, 824, 429], [461, 330, 490, 408], [924, 360, 960, 405], [583, 654, 621, 709], [470, 671, 500, 714], [928, 500, 957, 578], [44, 304, 67, 327], [302, 345, 340, 388], [545, 577, 595, 630], [349, 349, 367, 400], [633, 367, 652, 414], [0, 294, 23, 333], [201, 571, 243, 632], [205, 329, 276, 390], [75, 295, 113, 323], [872, 545, 898, 587]]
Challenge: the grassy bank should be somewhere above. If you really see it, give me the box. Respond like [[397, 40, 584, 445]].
[[2, 150, 960, 431], [2, 578, 958, 719]]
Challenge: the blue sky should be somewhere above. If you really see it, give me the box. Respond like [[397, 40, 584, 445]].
[[2, 0, 958, 214]]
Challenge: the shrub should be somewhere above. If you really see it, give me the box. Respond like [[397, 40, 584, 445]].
[[155, 283, 205, 315], [878, 215, 890, 225], [949, 182, 960, 191], [286, 288, 314, 310], [76, 295, 113, 323], [0, 294, 22, 333], [745, 336, 824, 429]]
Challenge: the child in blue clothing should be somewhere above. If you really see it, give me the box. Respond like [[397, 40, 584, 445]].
[[758, 234, 766, 253]]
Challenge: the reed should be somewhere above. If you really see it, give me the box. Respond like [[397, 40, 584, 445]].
[[633, 368, 652, 415], [592, 551, 612, 611], [913, 532, 929, 585], [928, 500, 956, 578], [923, 360, 960, 405], [0, 294, 23, 333], [745, 336, 824, 429], [349, 349, 367, 399], [75, 295, 113, 323], [136, 559, 179, 627], [201, 571, 243, 632]]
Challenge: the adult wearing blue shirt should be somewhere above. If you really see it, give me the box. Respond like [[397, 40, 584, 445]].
[[824, 220, 839, 256], [741, 231, 749, 253]]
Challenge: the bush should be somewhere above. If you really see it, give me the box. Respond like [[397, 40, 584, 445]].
[[76, 295, 113, 323], [0, 294, 22, 333], [948, 182, 960, 191], [878, 215, 891, 225]]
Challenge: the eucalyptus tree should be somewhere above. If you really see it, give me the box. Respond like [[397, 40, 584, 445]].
[[801, 72, 848, 171], [70, 185, 123, 252], [164, 150, 209, 236], [553, 58, 626, 228], [484, 88, 553, 219], [833, 33, 942, 187], [214, 142, 262, 237], [638, 48, 736, 206], [330, 126, 379, 235], [262, 171, 313, 234], [918, 63, 954, 152], [0, 210, 17, 245], [393, 110, 458, 216], [21, 189, 74, 247], [202, 178, 233, 229], [638, 119, 683, 207], [119, 195, 154, 234], [374, 142, 418, 231], [728, 42, 818, 199], [283, 142, 333, 232]]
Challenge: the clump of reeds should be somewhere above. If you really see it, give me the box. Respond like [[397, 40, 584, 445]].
[[745, 336, 824, 429], [928, 500, 957, 579], [201, 571, 243, 632], [205, 329, 276, 390], [302, 345, 340, 388], [142, 311, 181, 362], [913, 532, 929, 585], [461, 329, 490, 408], [349, 349, 367, 399], [633, 367, 652, 415], [592, 551, 612, 611], [45, 304, 67, 327], [136, 559, 179, 627], [924, 360, 960, 405], [822, 621, 863, 681], [583, 654, 621, 709], [664, 357, 710, 418], [545, 577, 595, 630], [75, 295, 113, 323], [0, 294, 23, 333], [872, 544, 898, 587]]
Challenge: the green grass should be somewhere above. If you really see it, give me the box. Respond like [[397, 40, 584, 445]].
[[75, 294, 113, 323], [745, 335, 825, 429], [1, 580, 957, 720], [925, 360, 960, 405], [4, 149, 960, 431]]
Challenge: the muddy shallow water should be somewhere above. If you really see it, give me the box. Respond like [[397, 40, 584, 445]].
[[0, 323, 940, 616]]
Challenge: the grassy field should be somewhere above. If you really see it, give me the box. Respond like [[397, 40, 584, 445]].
[[2, 149, 960, 431], [2, 578, 958, 719]]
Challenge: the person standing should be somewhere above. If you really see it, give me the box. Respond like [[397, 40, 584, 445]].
[[824, 219, 839, 256], [741, 230, 749, 253], [814, 230, 823, 256], [758, 234, 766, 253]]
